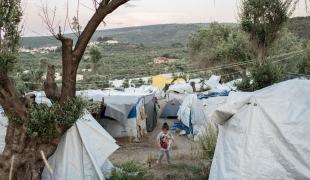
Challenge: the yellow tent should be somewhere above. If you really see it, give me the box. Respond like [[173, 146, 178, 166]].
[[152, 75, 186, 89]]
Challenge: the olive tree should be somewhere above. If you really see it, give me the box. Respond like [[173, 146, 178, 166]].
[[0, 0, 129, 179], [240, 0, 295, 64], [90, 47, 103, 72], [188, 22, 255, 77]]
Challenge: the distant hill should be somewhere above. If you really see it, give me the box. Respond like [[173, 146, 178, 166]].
[[21, 23, 208, 48], [21, 17, 310, 48], [286, 16, 310, 41]]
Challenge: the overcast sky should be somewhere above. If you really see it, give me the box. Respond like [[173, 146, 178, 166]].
[[21, 0, 309, 37]]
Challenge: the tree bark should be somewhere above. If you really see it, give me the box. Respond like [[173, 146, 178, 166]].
[[43, 65, 60, 101], [0, 127, 60, 180], [58, 38, 79, 103]]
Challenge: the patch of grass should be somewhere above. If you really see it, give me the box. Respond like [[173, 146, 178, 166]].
[[199, 124, 218, 160], [109, 161, 152, 180], [160, 162, 210, 180]]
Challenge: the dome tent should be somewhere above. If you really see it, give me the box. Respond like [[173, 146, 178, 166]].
[[42, 111, 119, 180], [209, 79, 310, 180], [160, 99, 181, 118]]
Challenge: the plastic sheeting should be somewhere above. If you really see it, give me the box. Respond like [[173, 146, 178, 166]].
[[167, 83, 194, 94], [160, 99, 181, 118], [197, 90, 230, 99], [209, 79, 310, 180], [26, 91, 52, 107], [0, 107, 8, 153], [42, 111, 119, 180], [177, 94, 227, 140], [103, 96, 140, 123]]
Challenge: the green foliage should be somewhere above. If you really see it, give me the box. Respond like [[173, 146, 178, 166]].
[[235, 76, 253, 92], [122, 79, 129, 88], [131, 78, 144, 88], [251, 62, 284, 89], [237, 62, 284, 91], [27, 98, 86, 139], [89, 47, 102, 64], [109, 161, 150, 180], [14, 79, 28, 94], [84, 101, 101, 115], [298, 48, 310, 74], [0, 0, 22, 52], [0, 52, 17, 74], [0, 0, 22, 73], [286, 16, 310, 41], [188, 22, 255, 67], [97, 36, 113, 42], [240, 0, 292, 60], [270, 29, 303, 55], [199, 125, 218, 160]]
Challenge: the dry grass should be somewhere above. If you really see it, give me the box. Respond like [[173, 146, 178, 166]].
[[199, 124, 218, 160]]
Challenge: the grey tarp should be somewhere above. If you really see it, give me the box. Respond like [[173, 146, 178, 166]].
[[144, 94, 157, 132], [103, 96, 139, 124], [160, 99, 181, 118]]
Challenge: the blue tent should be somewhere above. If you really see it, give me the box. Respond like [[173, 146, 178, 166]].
[[160, 99, 181, 118]]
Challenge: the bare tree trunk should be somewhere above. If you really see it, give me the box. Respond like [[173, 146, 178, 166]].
[[59, 38, 79, 103], [43, 65, 60, 101], [0, 127, 60, 180]]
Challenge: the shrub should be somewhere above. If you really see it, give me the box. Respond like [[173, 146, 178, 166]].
[[237, 62, 284, 91], [199, 125, 218, 160], [25, 98, 86, 140], [251, 62, 284, 90], [236, 76, 253, 92], [298, 48, 310, 75], [109, 161, 151, 180]]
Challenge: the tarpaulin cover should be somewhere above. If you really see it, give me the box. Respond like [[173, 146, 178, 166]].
[[197, 90, 230, 99], [160, 99, 181, 118], [103, 96, 139, 123], [42, 110, 119, 180], [171, 121, 191, 135], [209, 79, 310, 180]]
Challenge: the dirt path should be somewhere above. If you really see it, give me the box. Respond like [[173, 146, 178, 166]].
[[109, 100, 209, 179]]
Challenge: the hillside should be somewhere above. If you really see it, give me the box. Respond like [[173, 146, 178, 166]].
[[286, 16, 310, 41], [21, 23, 208, 48]]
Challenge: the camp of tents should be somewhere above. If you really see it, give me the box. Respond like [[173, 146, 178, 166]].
[[77, 87, 159, 142], [0, 73, 309, 179], [158, 76, 310, 179]]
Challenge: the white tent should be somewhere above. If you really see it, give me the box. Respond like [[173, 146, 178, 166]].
[[209, 79, 310, 180], [77, 89, 156, 141], [177, 94, 227, 140], [42, 111, 119, 180], [167, 83, 194, 102], [26, 91, 52, 107]]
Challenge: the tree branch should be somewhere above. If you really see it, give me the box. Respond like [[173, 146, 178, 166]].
[[0, 73, 28, 120], [73, 0, 129, 62]]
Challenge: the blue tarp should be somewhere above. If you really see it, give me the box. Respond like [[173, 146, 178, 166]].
[[171, 121, 191, 134], [127, 98, 142, 118], [171, 119, 193, 135], [197, 90, 230, 100]]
